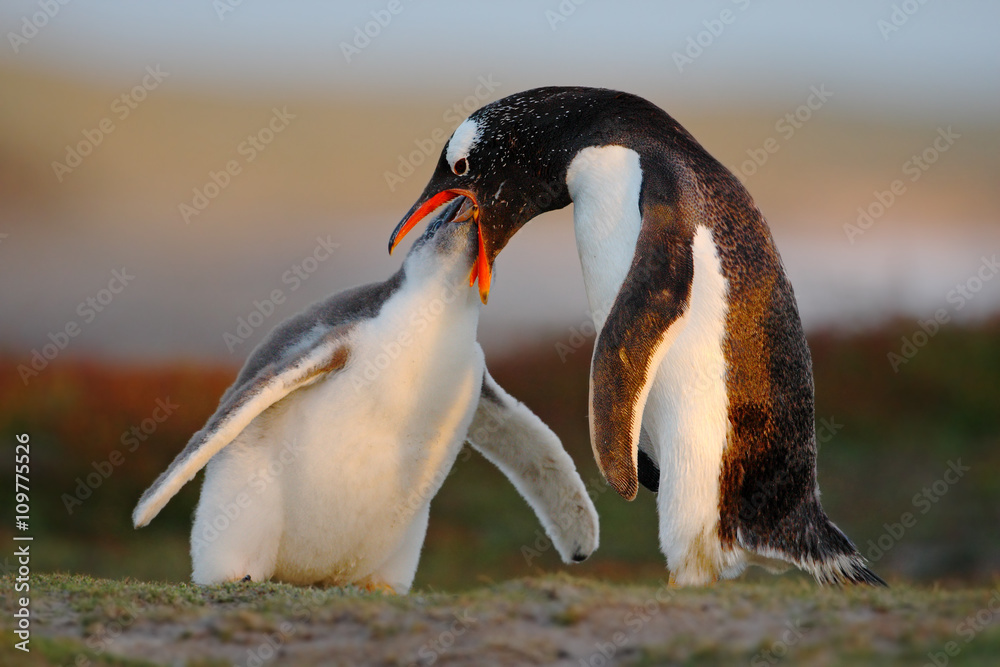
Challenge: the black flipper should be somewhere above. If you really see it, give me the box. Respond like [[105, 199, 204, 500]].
[[589, 200, 693, 501], [637, 449, 660, 494]]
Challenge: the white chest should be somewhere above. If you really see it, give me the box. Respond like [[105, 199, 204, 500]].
[[268, 283, 484, 580], [566, 145, 645, 330]]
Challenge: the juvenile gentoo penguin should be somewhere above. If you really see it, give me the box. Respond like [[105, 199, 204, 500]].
[[133, 199, 599, 593], [389, 87, 884, 586]]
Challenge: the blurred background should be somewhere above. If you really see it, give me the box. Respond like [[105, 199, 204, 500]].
[[0, 1, 997, 589]]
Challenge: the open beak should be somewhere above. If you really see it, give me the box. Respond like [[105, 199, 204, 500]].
[[389, 189, 493, 304]]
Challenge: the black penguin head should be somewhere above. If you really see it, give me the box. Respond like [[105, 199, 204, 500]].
[[389, 87, 656, 303]]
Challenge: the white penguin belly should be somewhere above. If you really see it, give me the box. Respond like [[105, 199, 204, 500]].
[[268, 310, 483, 585], [640, 226, 742, 582]]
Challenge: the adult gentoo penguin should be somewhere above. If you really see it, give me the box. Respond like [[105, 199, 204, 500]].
[[389, 87, 885, 586], [133, 198, 599, 593]]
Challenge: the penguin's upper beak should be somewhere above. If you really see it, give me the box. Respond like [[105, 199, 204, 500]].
[[389, 188, 493, 304]]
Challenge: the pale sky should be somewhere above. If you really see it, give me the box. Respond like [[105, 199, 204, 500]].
[[2, 1, 998, 118]]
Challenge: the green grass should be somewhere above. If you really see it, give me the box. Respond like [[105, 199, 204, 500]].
[[3, 573, 1000, 666]]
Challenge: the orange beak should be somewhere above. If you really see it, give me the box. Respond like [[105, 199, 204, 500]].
[[389, 189, 492, 304]]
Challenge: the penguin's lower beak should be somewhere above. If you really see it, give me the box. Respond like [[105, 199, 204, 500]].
[[389, 189, 492, 304]]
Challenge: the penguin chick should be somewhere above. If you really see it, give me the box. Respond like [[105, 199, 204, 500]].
[[133, 198, 599, 593]]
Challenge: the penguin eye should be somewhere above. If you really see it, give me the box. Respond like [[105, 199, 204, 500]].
[[452, 158, 468, 176]]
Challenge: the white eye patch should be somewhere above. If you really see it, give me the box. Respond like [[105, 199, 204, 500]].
[[446, 117, 480, 172]]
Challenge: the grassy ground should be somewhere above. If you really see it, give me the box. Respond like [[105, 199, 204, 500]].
[[3, 573, 1000, 666]]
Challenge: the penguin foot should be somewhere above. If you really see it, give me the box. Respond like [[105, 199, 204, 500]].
[[361, 579, 397, 595], [667, 571, 719, 587]]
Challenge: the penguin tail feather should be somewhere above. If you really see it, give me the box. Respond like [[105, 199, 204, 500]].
[[809, 516, 887, 587], [805, 552, 887, 587], [740, 511, 887, 587]]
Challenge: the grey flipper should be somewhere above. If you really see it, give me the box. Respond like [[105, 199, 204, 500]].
[[132, 330, 351, 527], [466, 359, 599, 563], [132, 271, 406, 528], [225, 270, 403, 397], [588, 200, 694, 501]]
